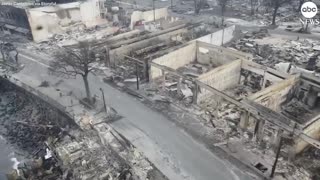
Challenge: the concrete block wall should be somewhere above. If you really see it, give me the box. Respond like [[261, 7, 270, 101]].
[[241, 60, 288, 84], [196, 25, 235, 46], [197, 60, 242, 103], [196, 41, 250, 66], [248, 76, 299, 112], [150, 42, 197, 79]]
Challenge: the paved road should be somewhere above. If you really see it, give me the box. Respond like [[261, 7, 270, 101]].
[[12, 51, 255, 180]]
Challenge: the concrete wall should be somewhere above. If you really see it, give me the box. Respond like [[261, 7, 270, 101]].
[[196, 25, 235, 46], [150, 42, 197, 79], [197, 60, 242, 103], [248, 76, 299, 112], [295, 115, 320, 154], [130, 8, 168, 29], [196, 41, 246, 66], [241, 60, 287, 79], [80, 0, 107, 27], [27, 10, 65, 42], [110, 28, 187, 65]]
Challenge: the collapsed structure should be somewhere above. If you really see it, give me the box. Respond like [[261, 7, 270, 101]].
[[113, 36, 320, 177]]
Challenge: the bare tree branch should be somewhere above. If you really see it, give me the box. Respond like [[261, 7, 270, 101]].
[[49, 41, 103, 103]]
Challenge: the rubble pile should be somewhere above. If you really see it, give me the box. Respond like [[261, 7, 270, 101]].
[[226, 69, 265, 98], [177, 62, 211, 78], [228, 0, 299, 26], [0, 81, 77, 179], [0, 79, 165, 180], [55, 130, 134, 180], [28, 24, 127, 55], [230, 30, 320, 69], [281, 98, 313, 123], [199, 99, 241, 141], [241, 135, 313, 180], [0, 88, 76, 154], [295, 147, 320, 179]]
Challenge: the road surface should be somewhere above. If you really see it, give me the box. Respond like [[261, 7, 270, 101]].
[[10, 50, 255, 180]]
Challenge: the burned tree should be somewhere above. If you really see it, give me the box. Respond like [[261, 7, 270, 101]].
[[218, 0, 229, 46], [218, 0, 229, 26], [49, 41, 100, 104], [250, 0, 260, 15], [268, 0, 292, 25], [194, 0, 208, 14]]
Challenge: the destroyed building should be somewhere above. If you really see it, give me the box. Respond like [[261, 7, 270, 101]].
[[0, 0, 108, 42], [0, 5, 31, 37], [120, 37, 320, 178]]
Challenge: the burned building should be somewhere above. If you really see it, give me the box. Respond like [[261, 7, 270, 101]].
[[40, 0, 75, 4], [0, 0, 108, 42], [0, 5, 31, 37]]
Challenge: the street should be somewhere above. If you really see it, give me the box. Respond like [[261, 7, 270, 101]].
[[13, 50, 255, 180]]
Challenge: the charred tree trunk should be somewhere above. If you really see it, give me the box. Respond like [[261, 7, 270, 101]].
[[250, 0, 254, 15], [272, 6, 279, 25], [82, 73, 91, 103], [194, 0, 200, 14], [0, 50, 5, 61]]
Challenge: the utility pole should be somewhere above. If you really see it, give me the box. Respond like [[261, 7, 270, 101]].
[[135, 62, 140, 90], [270, 136, 283, 178], [153, 0, 155, 22], [99, 88, 107, 112], [171, 0, 173, 8]]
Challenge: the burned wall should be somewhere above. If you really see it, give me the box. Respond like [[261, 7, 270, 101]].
[[110, 28, 187, 66], [150, 42, 197, 79], [0, 5, 30, 29], [196, 25, 236, 46], [248, 76, 299, 112], [197, 60, 241, 103], [196, 41, 249, 66], [295, 115, 320, 154], [130, 8, 168, 29], [241, 60, 288, 87]]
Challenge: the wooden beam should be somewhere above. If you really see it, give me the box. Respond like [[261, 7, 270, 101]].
[[123, 55, 144, 65]]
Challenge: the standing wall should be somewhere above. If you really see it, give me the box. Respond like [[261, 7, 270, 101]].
[[150, 42, 197, 79], [196, 25, 236, 46], [110, 28, 187, 65], [196, 41, 248, 66], [248, 76, 299, 112], [197, 60, 242, 103]]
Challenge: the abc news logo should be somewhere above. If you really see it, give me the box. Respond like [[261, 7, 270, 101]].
[[301, 1, 318, 18]]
